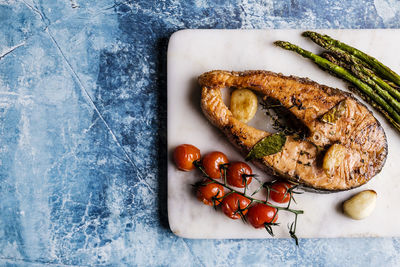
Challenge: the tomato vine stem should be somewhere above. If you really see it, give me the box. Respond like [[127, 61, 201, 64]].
[[207, 175, 303, 215], [194, 161, 304, 215], [193, 160, 303, 245]]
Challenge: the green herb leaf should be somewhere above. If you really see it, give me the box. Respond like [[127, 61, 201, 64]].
[[245, 133, 286, 161], [321, 100, 347, 124]]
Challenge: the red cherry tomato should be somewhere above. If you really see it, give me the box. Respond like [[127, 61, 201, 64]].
[[221, 193, 251, 219], [173, 144, 201, 171], [246, 203, 278, 229], [270, 181, 293, 204], [196, 179, 225, 206], [226, 162, 253, 188], [202, 151, 229, 179]]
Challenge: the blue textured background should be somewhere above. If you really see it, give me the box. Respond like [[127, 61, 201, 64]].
[[1, 0, 400, 266]]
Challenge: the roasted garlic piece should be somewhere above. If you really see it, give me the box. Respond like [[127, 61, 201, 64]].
[[230, 88, 258, 123], [323, 143, 346, 175], [343, 190, 377, 220]]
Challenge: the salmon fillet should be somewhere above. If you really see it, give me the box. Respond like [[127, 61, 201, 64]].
[[199, 70, 387, 191]]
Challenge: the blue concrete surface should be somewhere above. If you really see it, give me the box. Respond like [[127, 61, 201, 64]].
[[1, 0, 400, 266]]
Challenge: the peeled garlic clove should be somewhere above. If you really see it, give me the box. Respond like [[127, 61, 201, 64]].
[[343, 190, 377, 220], [230, 88, 258, 123], [323, 143, 346, 175]]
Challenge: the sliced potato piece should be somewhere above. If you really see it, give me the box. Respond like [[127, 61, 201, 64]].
[[230, 88, 258, 123], [343, 190, 377, 220], [323, 143, 346, 175]]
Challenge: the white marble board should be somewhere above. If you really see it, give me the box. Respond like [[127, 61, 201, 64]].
[[167, 29, 400, 239]]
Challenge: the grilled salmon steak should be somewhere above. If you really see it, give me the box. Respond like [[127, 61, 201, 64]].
[[199, 70, 387, 191]]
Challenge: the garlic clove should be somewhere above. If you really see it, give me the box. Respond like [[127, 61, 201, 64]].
[[343, 190, 377, 220], [323, 143, 346, 176], [230, 88, 258, 123]]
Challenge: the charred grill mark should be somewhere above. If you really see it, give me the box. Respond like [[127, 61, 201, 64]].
[[290, 95, 306, 110], [249, 83, 264, 91], [299, 150, 310, 156], [297, 160, 311, 167], [232, 131, 245, 147]]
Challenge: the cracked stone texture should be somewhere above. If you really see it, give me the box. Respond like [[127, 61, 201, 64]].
[[1, 0, 400, 266]]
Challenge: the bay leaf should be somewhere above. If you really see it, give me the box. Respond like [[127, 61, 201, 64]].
[[321, 100, 347, 124], [245, 132, 286, 161]]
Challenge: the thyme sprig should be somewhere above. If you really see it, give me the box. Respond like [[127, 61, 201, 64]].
[[193, 160, 304, 245], [260, 97, 308, 139]]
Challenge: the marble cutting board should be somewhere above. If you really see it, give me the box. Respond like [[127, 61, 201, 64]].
[[167, 29, 400, 239]]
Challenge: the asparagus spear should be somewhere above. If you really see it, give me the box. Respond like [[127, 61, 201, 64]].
[[321, 52, 400, 114], [385, 80, 400, 91], [274, 41, 400, 126], [318, 44, 400, 102], [321, 52, 352, 71], [304, 31, 400, 99], [323, 52, 400, 131], [303, 31, 400, 87]]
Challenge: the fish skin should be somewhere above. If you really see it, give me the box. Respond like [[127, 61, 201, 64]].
[[199, 70, 388, 191]]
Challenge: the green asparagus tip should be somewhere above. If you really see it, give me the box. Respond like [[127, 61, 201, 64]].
[[302, 31, 326, 42], [274, 41, 292, 49], [303, 31, 322, 37], [301, 31, 314, 37]]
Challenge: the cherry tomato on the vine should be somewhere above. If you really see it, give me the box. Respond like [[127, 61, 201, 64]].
[[246, 203, 278, 229], [270, 181, 293, 204], [226, 162, 253, 188], [202, 151, 229, 179], [221, 192, 251, 219], [173, 144, 201, 171], [196, 179, 225, 206]]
